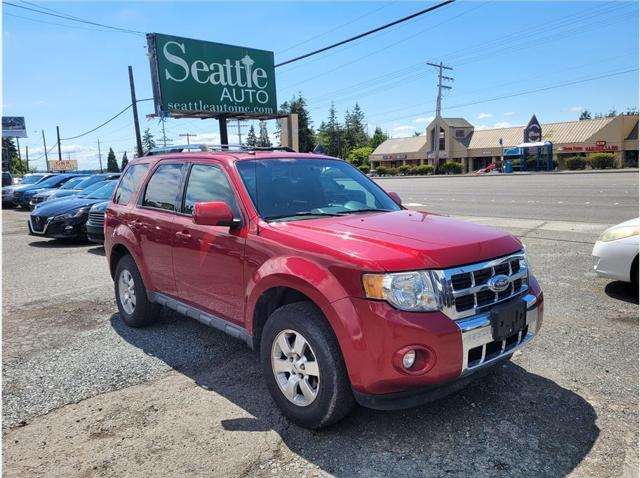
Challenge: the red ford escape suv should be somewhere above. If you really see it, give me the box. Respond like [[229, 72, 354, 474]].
[[104, 145, 543, 429]]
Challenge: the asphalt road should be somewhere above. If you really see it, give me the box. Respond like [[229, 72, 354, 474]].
[[376, 171, 638, 224], [2, 173, 638, 477]]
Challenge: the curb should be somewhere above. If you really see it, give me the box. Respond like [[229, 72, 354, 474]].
[[372, 169, 638, 179]]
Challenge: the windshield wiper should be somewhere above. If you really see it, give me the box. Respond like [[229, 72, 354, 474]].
[[264, 211, 341, 221], [336, 208, 392, 215]]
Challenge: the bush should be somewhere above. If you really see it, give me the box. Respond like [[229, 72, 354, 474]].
[[347, 146, 374, 167], [588, 153, 616, 169], [375, 166, 388, 176], [441, 161, 463, 175], [387, 167, 399, 176], [566, 157, 587, 170], [358, 165, 370, 174], [414, 164, 434, 175], [398, 165, 411, 175]]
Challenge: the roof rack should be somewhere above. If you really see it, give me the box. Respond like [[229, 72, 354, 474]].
[[145, 144, 296, 156]]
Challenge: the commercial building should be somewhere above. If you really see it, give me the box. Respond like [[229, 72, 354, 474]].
[[369, 114, 639, 172]]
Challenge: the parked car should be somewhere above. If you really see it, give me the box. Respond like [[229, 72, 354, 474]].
[[29, 175, 89, 209], [86, 201, 109, 244], [14, 174, 85, 209], [592, 218, 639, 287], [2, 173, 56, 208], [104, 149, 543, 429], [28, 180, 117, 240], [2, 171, 12, 186], [42, 173, 121, 204]]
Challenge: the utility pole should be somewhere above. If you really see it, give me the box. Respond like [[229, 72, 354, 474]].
[[41, 130, 49, 163], [56, 125, 62, 161], [426, 61, 453, 170], [97, 138, 103, 173], [159, 118, 172, 147], [128, 66, 144, 158], [235, 119, 247, 144], [16, 138, 21, 160], [179, 133, 197, 145]]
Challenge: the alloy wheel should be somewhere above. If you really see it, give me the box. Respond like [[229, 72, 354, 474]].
[[271, 329, 320, 406], [118, 269, 136, 315]]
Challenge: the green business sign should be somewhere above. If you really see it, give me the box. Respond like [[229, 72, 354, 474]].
[[147, 33, 277, 118]]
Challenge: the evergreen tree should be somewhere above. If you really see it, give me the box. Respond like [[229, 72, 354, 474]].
[[257, 121, 272, 147], [343, 102, 368, 154], [368, 126, 388, 150], [246, 124, 257, 147], [142, 128, 157, 154], [579, 110, 592, 121], [106, 148, 119, 172], [321, 103, 343, 157], [120, 152, 129, 171], [3, 138, 28, 175], [280, 94, 315, 152]]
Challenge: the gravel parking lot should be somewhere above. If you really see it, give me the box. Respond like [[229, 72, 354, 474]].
[[2, 172, 638, 477]]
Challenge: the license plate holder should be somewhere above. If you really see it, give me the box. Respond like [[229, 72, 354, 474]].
[[491, 300, 527, 341]]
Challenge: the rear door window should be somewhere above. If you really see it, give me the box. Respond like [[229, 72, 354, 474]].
[[142, 163, 184, 212], [114, 164, 150, 205]]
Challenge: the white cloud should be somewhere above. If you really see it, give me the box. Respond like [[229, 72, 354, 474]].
[[569, 106, 583, 112], [393, 125, 415, 131], [478, 112, 492, 119], [475, 125, 489, 130], [193, 132, 221, 144], [503, 112, 515, 117], [414, 116, 434, 124], [493, 121, 513, 128]]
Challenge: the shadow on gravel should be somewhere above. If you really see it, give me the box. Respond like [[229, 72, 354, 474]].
[[112, 311, 599, 477], [604, 281, 639, 305], [86, 246, 105, 256], [28, 239, 90, 248]]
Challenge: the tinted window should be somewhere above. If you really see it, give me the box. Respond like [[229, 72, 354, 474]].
[[60, 177, 87, 189], [183, 164, 237, 215], [35, 175, 69, 188], [19, 175, 45, 185], [143, 164, 183, 211], [114, 164, 149, 205], [86, 181, 117, 199]]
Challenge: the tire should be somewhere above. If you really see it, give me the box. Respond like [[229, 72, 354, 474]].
[[631, 256, 639, 289], [114, 254, 159, 327], [260, 301, 355, 429]]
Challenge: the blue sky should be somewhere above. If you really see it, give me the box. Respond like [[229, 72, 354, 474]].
[[3, 0, 638, 170]]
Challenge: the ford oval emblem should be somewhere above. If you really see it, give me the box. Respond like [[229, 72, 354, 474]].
[[488, 274, 510, 293]]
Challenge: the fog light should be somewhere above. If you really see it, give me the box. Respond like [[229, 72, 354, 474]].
[[402, 350, 416, 369]]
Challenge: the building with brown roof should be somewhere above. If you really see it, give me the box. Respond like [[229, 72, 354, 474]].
[[369, 114, 639, 172]]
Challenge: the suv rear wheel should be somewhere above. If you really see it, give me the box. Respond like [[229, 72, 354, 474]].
[[260, 302, 355, 428], [115, 255, 159, 327]]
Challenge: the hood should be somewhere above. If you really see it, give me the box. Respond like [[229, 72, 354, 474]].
[[264, 210, 522, 271], [34, 188, 59, 198], [90, 201, 109, 212], [49, 189, 81, 199], [32, 196, 106, 217]]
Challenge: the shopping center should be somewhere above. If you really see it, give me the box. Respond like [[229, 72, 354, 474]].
[[369, 114, 639, 172]]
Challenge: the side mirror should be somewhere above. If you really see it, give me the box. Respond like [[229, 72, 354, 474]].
[[193, 201, 237, 227], [388, 191, 402, 206]]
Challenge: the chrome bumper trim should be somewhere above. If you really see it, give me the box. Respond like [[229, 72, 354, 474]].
[[456, 293, 539, 376]]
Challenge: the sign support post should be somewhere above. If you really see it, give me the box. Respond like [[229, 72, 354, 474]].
[[25, 145, 29, 172], [56, 126, 62, 161], [128, 66, 144, 158], [219, 116, 229, 148]]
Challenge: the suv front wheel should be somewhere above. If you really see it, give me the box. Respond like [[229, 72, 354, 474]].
[[115, 255, 159, 327], [260, 302, 355, 428]]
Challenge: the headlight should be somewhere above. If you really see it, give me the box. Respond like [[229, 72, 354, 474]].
[[362, 270, 441, 311], [598, 225, 640, 242], [54, 207, 90, 221]]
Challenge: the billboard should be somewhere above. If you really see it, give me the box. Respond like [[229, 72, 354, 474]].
[[2, 117, 27, 138], [48, 160, 78, 171], [147, 33, 277, 118]]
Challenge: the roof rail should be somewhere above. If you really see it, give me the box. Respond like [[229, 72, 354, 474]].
[[144, 144, 296, 156]]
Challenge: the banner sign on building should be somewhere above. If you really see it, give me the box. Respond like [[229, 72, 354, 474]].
[[147, 33, 277, 118], [48, 160, 78, 171], [2, 116, 27, 138], [523, 114, 542, 143]]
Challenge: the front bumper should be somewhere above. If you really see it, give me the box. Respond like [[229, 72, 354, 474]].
[[331, 278, 543, 404], [28, 215, 88, 239], [86, 222, 104, 243], [592, 239, 637, 282]]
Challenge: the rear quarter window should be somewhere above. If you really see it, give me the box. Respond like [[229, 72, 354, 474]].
[[114, 164, 150, 205]]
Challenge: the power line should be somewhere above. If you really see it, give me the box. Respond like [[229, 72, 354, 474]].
[[274, 0, 456, 67], [3, 1, 145, 36]]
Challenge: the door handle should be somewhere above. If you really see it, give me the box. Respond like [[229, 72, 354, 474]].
[[175, 230, 192, 241], [129, 220, 143, 229]]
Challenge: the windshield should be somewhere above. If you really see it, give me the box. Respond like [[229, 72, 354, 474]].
[[74, 175, 105, 190], [78, 181, 107, 196], [60, 177, 87, 189], [20, 175, 45, 185], [86, 181, 117, 199], [236, 158, 400, 221]]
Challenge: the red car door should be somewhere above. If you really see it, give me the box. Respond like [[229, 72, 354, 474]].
[[172, 161, 246, 325], [136, 162, 185, 296]]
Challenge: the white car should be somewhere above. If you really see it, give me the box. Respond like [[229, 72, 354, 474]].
[[592, 218, 639, 286]]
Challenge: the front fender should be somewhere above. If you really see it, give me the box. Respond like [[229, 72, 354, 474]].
[[107, 223, 153, 291]]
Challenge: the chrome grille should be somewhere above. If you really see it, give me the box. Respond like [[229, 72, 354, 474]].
[[13, 190, 23, 199], [434, 251, 528, 320], [30, 215, 45, 232], [88, 211, 105, 227]]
